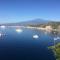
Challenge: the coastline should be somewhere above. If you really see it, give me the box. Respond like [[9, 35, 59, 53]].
[[48, 43, 60, 60]]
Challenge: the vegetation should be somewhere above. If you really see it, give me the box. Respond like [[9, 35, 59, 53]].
[[28, 22, 60, 29], [49, 43, 60, 60], [28, 24, 47, 28], [47, 22, 60, 29]]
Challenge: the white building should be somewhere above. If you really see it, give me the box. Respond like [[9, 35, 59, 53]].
[[45, 26, 52, 32]]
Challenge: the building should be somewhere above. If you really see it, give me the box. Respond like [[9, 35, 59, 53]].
[[45, 26, 53, 32]]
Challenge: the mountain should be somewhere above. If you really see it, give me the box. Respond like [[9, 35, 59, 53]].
[[26, 19, 49, 23], [0, 19, 50, 26], [17, 19, 50, 25]]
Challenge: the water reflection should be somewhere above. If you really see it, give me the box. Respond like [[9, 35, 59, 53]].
[[0, 33, 2, 37], [0, 32, 6, 40], [16, 28, 23, 33], [0, 25, 6, 29]]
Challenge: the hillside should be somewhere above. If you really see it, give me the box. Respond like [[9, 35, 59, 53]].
[[49, 43, 60, 60], [0, 19, 49, 26]]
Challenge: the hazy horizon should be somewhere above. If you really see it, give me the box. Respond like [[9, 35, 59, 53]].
[[0, 0, 60, 23]]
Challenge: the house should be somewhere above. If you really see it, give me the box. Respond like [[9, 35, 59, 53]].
[[45, 26, 52, 32]]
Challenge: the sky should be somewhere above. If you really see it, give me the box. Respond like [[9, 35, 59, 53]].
[[0, 0, 60, 23]]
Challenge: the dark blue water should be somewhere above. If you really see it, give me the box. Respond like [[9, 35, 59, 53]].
[[0, 28, 55, 60]]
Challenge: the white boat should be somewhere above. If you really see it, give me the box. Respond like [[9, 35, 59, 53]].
[[16, 29, 23, 33], [33, 35, 39, 39]]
